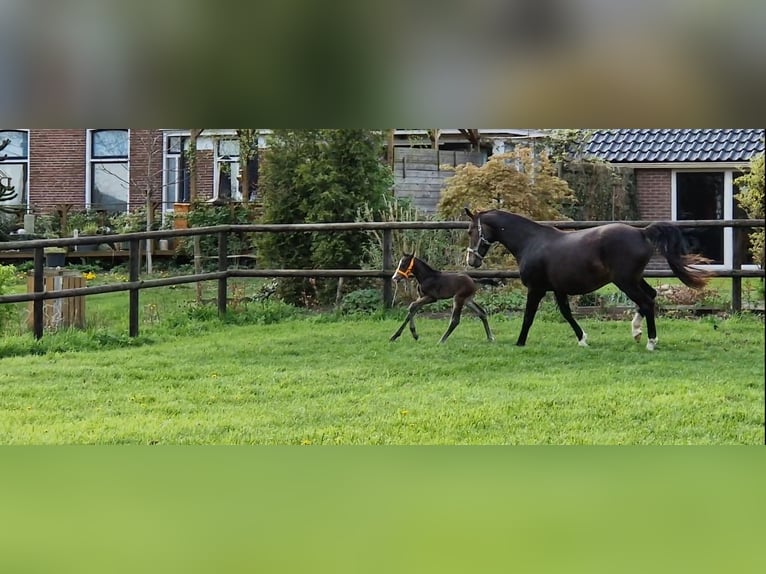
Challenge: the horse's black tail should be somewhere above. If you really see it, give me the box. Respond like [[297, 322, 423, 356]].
[[642, 223, 711, 289], [474, 278, 503, 287]]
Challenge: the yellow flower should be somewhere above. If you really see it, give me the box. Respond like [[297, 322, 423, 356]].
[[83, 271, 96, 280]]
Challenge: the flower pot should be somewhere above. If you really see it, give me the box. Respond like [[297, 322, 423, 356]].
[[44, 249, 67, 267], [174, 203, 190, 229]]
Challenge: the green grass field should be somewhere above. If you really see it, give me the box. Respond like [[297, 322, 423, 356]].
[[1, 276, 763, 444]]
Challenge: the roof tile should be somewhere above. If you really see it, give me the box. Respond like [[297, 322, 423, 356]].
[[586, 129, 765, 163]]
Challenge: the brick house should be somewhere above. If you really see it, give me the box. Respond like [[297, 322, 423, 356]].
[[4, 128, 762, 270], [586, 129, 764, 269], [2, 128, 535, 220], [0, 128, 259, 223]]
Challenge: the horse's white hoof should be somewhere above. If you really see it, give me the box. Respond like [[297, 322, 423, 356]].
[[578, 333, 589, 347], [646, 338, 657, 351]]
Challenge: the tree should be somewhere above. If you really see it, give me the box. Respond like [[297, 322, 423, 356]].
[[546, 129, 638, 221], [236, 129, 259, 206], [437, 147, 574, 221], [258, 129, 392, 306], [735, 151, 765, 267]]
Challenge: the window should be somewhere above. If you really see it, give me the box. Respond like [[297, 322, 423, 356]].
[[675, 172, 724, 264], [673, 169, 753, 268], [163, 135, 190, 208], [215, 138, 241, 201], [0, 129, 29, 210], [88, 129, 129, 211]]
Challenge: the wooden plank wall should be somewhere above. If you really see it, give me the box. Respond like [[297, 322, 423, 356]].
[[393, 148, 485, 214], [26, 270, 86, 330]]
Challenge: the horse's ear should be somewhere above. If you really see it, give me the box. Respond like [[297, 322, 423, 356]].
[[464, 207, 474, 219]]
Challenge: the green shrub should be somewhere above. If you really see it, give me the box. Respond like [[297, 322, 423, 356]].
[[0, 264, 18, 331], [735, 152, 765, 267], [339, 288, 382, 315]]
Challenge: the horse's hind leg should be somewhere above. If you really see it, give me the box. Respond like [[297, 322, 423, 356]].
[[616, 279, 658, 351], [438, 299, 465, 344], [467, 300, 495, 342], [554, 291, 588, 347], [631, 280, 658, 342]]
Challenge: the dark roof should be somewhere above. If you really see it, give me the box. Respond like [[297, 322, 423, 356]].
[[585, 129, 764, 163]]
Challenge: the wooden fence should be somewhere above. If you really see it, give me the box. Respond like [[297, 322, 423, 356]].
[[1, 219, 763, 340]]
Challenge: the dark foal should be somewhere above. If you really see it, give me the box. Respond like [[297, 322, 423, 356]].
[[464, 208, 710, 351], [389, 254, 495, 344]]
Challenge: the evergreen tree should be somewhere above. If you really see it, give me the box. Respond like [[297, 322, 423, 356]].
[[259, 129, 392, 305]]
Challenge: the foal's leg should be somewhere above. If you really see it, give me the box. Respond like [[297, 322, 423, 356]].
[[438, 298, 465, 343], [615, 279, 658, 351], [516, 289, 546, 346], [553, 291, 588, 347], [631, 280, 658, 342], [466, 300, 495, 342], [390, 296, 433, 341]]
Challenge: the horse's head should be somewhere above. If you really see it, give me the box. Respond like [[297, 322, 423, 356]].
[[464, 208, 493, 268], [392, 253, 416, 282]]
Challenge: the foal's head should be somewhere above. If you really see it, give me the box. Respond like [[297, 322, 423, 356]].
[[392, 253, 416, 282], [464, 208, 493, 268]]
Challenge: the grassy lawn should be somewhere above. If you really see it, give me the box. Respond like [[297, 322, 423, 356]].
[[1, 292, 763, 444]]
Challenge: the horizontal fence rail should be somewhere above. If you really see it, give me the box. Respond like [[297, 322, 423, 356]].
[[1, 219, 764, 339]]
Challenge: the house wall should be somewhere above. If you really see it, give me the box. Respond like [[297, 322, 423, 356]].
[[29, 129, 87, 212], [26, 129, 170, 213], [196, 150, 215, 201], [635, 169, 672, 220], [393, 148, 485, 213]]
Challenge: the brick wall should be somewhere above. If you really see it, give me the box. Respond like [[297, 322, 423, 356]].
[[28, 129, 173, 213], [635, 169, 672, 220], [635, 168, 673, 270], [29, 129, 87, 213], [196, 150, 214, 201]]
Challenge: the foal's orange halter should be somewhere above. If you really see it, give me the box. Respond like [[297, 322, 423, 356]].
[[395, 257, 415, 279]]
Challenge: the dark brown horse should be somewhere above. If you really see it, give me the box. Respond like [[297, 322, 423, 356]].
[[389, 253, 495, 344], [464, 208, 709, 351]]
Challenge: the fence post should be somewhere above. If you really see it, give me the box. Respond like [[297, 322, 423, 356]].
[[383, 228, 393, 308], [32, 247, 44, 340], [218, 231, 228, 316], [129, 239, 140, 337], [731, 226, 742, 313]]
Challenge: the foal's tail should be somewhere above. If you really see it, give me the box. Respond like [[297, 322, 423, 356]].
[[642, 223, 711, 289]]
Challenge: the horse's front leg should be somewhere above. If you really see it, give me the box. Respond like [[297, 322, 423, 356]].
[[390, 313, 413, 342], [390, 297, 431, 342], [553, 291, 588, 347], [516, 289, 546, 346]]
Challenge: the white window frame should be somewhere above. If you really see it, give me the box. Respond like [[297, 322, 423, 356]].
[[0, 128, 30, 212], [213, 137, 241, 201], [85, 128, 130, 211], [671, 168, 757, 270], [162, 132, 187, 212]]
